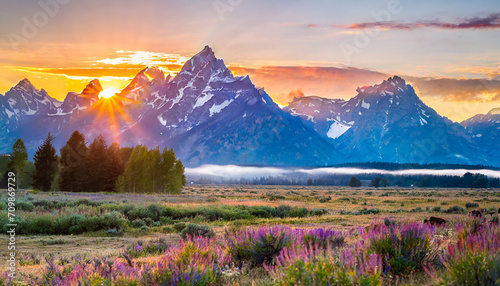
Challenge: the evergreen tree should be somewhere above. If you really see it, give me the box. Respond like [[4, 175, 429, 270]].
[[33, 133, 58, 191], [105, 143, 126, 191], [86, 134, 109, 192], [370, 177, 381, 188], [60, 131, 88, 192], [7, 139, 28, 189], [348, 176, 362, 187], [380, 178, 389, 187]]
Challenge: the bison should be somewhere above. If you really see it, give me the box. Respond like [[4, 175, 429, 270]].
[[423, 216, 446, 226]]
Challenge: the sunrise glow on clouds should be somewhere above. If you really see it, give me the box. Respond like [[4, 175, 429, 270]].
[[0, 0, 499, 121]]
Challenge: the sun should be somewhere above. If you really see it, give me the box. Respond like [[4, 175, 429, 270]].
[[100, 88, 120, 99]]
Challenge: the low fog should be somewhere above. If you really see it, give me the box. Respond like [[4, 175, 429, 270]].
[[185, 165, 500, 183]]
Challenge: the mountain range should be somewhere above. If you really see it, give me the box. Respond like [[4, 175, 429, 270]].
[[0, 46, 498, 167]]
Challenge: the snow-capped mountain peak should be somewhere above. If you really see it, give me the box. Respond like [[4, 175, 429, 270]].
[[58, 79, 101, 114]]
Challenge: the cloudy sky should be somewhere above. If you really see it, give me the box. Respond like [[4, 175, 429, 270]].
[[0, 0, 499, 121]]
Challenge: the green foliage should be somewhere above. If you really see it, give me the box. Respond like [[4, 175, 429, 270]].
[[368, 227, 432, 276], [118, 146, 186, 194], [276, 258, 381, 286], [180, 224, 215, 239], [437, 253, 500, 286], [124, 238, 170, 258], [59, 131, 88, 192], [16, 201, 34, 211], [466, 202, 480, 209], [370, 177, 381, 188], [445, 205, 465, 213], [348, 176, 362, 187], [9, 211, 127, 235], [174, 223, 187, 232], [33, 132, 58, 191]]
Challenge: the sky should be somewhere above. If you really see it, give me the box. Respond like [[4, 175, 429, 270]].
[[0, 0, 499, 121]]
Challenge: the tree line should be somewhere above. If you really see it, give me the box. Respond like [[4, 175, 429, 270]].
[[1, 131, 186, 193], [188, 172, 499, 188]]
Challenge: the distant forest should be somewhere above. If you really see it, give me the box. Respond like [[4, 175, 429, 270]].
[[189, 172, 500, 188], [324, 162, 500, 171]]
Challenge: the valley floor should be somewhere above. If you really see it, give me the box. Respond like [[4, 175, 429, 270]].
[[1, 185, 499, 285]]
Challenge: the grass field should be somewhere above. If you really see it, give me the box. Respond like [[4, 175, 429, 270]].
[[1, 185, 499, 285]]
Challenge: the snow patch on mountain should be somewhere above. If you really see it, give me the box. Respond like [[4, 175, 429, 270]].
[[209, 99, 233, 116], [326, 121, 352, 139]]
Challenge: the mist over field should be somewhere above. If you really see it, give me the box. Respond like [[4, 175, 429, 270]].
[[185, 165, 500, 181]]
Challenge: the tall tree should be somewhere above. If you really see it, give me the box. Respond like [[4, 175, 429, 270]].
[[118, 145, 185, 194], [7, 139, 28, 189], [86, 134, 109, 192], [33, 133, 58, 191], [60, 131, 88, 192], [370, 177, 381, 188], [348, 176, 362, 188]]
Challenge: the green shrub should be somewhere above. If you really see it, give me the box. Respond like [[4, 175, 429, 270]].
[[368, 225, 433, 276], [131, 219, 146, 228], [162, 226, 175, 233], [16, 201, 34, 211], [432, 206, 441, 212], [160, 216, 175, 225], [465, 202, 479, 209], [0, 200, 7, 211], [275, 257, 381, 286], [124, 238, 170, 258], [445, 205, 465, 214], [174, 223, 186, 232], [438, 253, 500, 285], [180, 224, 215, 239]]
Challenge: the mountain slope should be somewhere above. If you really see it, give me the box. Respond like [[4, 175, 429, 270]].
[[461, 108, 500, 165], [117, 46, 337, 166], [286, 76, 489, 165]]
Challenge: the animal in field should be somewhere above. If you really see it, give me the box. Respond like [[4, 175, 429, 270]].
[[423, 216, 446, 226], [469, 210, 483, 218]]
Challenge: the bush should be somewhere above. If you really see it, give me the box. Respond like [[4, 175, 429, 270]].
[[227, 226, 291, 267], [273, 256, 381, 286], [131, 219, 146, 228], [466, 202, 480, 209], [124, 238, 170, 258], [435, 224, 500, 285], [180, 224, 215, 239], [367, 222, 435, 276], [445, 205, 465, 214], [16, 201, 34, 211], [432, 206, 441, 212], [173, 223, 186, 232]]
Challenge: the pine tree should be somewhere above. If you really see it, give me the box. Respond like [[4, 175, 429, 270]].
[[7, 139, 28, 189], [348, 176, 362, 188], [60, 131, 88, 192], [33, 133, 58, 191], [370, 177, 381, 188], [105, 143, 126, 191], [87, 134, 109, 192]]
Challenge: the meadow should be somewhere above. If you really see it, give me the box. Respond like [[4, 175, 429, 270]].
[[1, 185, 499, 285]]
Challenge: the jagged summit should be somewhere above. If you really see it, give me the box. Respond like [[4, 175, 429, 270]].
[[356, 75, 409, 96], [488, 107, 500, 115], [178, 46, 233, 81], [0, 48, 498, 167]]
